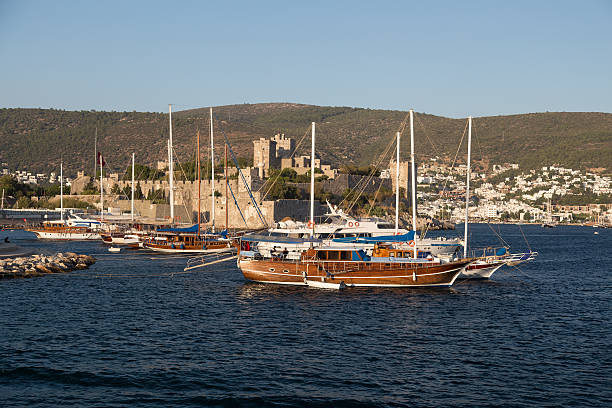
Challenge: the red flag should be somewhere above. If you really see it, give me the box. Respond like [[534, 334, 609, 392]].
[[97, 152, 106, 167]]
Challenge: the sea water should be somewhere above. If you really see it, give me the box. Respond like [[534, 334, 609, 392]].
[[1, 224, 610, 407]]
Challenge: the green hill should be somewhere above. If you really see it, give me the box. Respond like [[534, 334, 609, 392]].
[[0, 104, 611, 176]]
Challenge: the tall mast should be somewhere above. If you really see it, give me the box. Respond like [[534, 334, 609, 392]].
[[131, 152, 135, 223], [168, 104, 175, 223], [395, 131, 400, 233], [99, 155, 104, 221], [463, 116, 472, 258], [94, 127, 97, 179], [410, 109, 417, 258], [197, 130, 201, 234], [310, 122, 315, 237], [225, 142, 228, 230], [210, 108, 215, 233], [60, 162, 64, 223]]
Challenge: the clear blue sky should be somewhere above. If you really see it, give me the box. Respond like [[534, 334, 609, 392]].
[[1, 0, 611, 117]]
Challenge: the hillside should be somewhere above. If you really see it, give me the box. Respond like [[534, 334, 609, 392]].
[[0, 104, 611, 176]]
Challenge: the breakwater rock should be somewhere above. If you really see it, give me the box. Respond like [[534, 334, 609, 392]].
[[0, 252, 96, 279]]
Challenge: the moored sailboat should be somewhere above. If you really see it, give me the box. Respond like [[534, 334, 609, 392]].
[[237, 235, 472, 287], [27, 162, 101, 240], [143, 108, 235, 255], [459, 116, 537, 279]]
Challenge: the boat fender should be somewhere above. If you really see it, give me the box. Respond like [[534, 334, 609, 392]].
[[180, 244, 185, 249], [171, 244, 175, 249], [413, 271, 417, 281], [203, 244, 206, 249]]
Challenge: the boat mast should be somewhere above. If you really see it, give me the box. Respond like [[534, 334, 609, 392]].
[[395, 131, 400, 233], [94, 127, 97, 180], [463, 116, 472, 258], [210, 108, 215, 233], [168, 104, 175, 223], [310, 121, 315, 237], [60, 161, 64, 223], [99, 154, 104, 222], [225, 142, 228, 230], [131, 152, 135, 223], [410, 109, 417, 258], [197, 130, 201, 235]]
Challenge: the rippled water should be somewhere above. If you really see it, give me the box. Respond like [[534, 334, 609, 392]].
[[1, 224, 610, 407]]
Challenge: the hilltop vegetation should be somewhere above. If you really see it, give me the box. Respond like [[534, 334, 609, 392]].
[[1, 104, 611, 176]]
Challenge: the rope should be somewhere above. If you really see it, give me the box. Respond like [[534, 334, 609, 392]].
[[258, 124, 312, 201], [61, 266, 233, 278], [340, 127, 397, 214], [213, 113, 268, 227], [421, 118, 469, 239], [171, 145, 197, 224]]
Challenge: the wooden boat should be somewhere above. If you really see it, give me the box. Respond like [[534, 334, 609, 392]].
[[28, 219, 101, 240], [147, 116, 237, 256], [142, 227, 235, 254], [238, 238, 472, 287], [27, 161, 101, 240]]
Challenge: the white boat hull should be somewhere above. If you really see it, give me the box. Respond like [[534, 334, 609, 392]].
[[460, 261, 504, 279], [32, 231, 101, 240]]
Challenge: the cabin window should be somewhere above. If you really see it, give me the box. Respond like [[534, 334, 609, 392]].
[[327, 251, 340, 260], [269, 268, 275, 272], [340, 251, 351, 261], [283, 269, 290, 274]]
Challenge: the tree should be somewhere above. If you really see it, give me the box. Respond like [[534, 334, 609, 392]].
[[81, 180, 99, 195]]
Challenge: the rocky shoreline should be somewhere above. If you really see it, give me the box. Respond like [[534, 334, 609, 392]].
[[0, 252, 96, 279]]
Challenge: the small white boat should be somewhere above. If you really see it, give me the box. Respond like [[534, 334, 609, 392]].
[[108, 247, 121, 253], [305, 278, 346, 290]]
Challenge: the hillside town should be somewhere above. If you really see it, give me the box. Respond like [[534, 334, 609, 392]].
[[1, 133, 611, 227]]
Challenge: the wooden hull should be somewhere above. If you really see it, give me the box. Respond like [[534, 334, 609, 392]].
[[143, 241, 234, 254], [238, 258, 471, 287]]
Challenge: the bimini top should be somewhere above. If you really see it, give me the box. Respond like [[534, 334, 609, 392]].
[[331, 231, 415, 244], [156, 225, 229, 237], [157, 224, 199, 233]]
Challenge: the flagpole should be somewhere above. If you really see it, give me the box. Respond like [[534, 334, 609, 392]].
[[99, 154, 104, 222]]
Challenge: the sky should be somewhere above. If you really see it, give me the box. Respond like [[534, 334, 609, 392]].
[[1, 0, 611, 118]]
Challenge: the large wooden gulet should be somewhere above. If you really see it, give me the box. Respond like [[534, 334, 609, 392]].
[[237, 239, 473, 288]]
